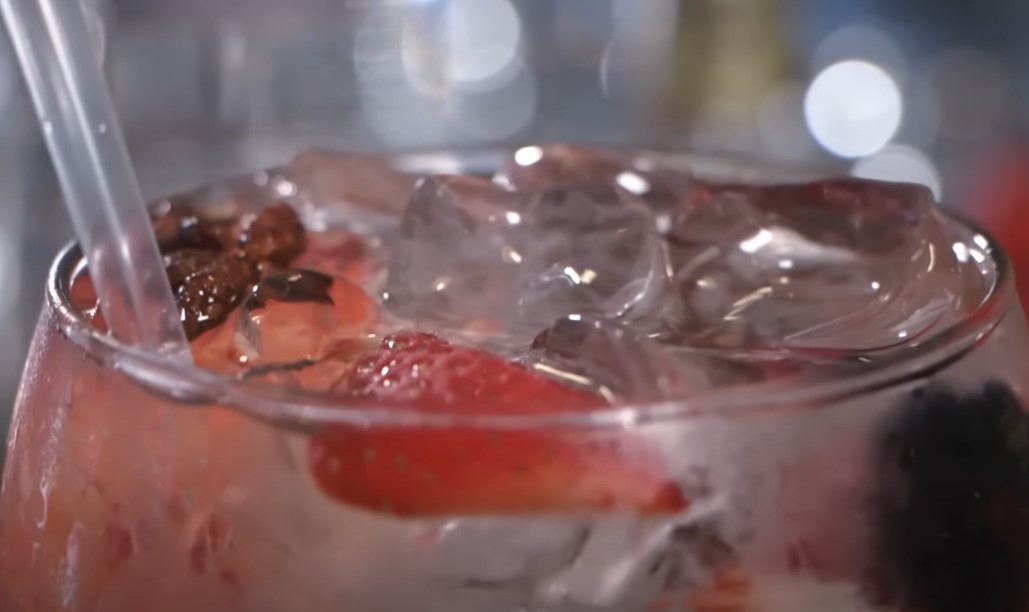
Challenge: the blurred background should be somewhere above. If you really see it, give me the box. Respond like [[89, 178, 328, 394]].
[[3, 0, 1029, 458]]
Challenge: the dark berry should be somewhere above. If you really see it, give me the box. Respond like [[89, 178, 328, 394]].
[[151, 202, 230, 252], [152, 199, 310, 339], [255, 259, 284, 279], [238, 204, 306, 265], [176, 253, 256, 339], [868, 381, 1029, 612], [247, 269, 335, 310], [164, 249, 220, 290]]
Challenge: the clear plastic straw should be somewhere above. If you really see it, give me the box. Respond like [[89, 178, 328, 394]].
[[1, 0, 191, 362]]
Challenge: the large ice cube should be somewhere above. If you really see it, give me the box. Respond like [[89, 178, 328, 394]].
[[384, 176, 670, 338], [527, 316, 689, 401], [496, 146, 695, 233], [495, 144, 627, 190], [533, 517, 677, 611], [532, 498, 733, 611], [291, 229, 383, 288], [613, 166, 699, 235], [258, 150, 419, 234], [227, 270, 378, 391], [667, 179, 968, 352], [416, 518, 588, 586], [526, 315, 807, 402]]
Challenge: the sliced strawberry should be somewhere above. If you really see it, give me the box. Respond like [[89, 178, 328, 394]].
[[343, 332, 604, 415], [309, 332, 687, 516]]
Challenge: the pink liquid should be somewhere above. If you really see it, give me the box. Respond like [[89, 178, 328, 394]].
[[2, 146, 1026, 612]]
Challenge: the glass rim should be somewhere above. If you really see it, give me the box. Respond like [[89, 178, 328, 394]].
[[45, 148, 1016, 430]]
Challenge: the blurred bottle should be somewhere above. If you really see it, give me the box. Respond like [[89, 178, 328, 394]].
[[657, 0, 798, 151]]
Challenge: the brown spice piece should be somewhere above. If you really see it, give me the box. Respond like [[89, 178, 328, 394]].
[[152, 202, 231, 252], [255, 259, 284, 279], [151, 198, 309, 339], [176, 252, 256, 339], [248, 269, 335, 309], [238, 203, 307, 265], [164, 249, 219, 289]]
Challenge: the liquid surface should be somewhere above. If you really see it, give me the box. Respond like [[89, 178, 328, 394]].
[[33, 146, 1027, 612], [74, 144, 990, 404]]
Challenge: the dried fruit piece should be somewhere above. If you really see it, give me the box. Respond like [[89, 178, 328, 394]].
[[177, 254, 256, 340], [236, 269, 377, 365], [238, 203, 307, 266], [164, 249, 225, 290], [151, 201, 232, 252]]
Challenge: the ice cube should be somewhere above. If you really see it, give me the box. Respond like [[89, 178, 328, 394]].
[[495, 144, 627, 190], [526, 315, 805, 402], [415, 518, 588, 586], [235, 269, 377, 367], [262, 149, 419, 234], [384, 176, 670, 338], [527, 316, 705, 401], [292, 229, 382, 288], [667, 179, 967, 352], [533, 498, 732, 611], [613, 166, 698, 235], [522, 183, 671, 325], [496, 146, 697, 233]]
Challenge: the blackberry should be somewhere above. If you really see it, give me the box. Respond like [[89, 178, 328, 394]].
[[868, 381, 1029, 612]]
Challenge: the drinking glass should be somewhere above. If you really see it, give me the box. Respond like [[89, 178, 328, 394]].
[[1, 149, 1027, 612]]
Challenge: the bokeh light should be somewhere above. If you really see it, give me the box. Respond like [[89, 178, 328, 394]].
[[804, 60, 903, 158], [443, 0, 522, 86], [811, 25, 906, 83], [852, 144, 943, 199], [452, 57, 537, 140]]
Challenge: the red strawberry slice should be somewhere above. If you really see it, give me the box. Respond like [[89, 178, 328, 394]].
[[309, 332, 687, 516]]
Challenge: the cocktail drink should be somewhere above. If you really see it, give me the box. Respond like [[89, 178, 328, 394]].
[[1, 146, 1027, 612]]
